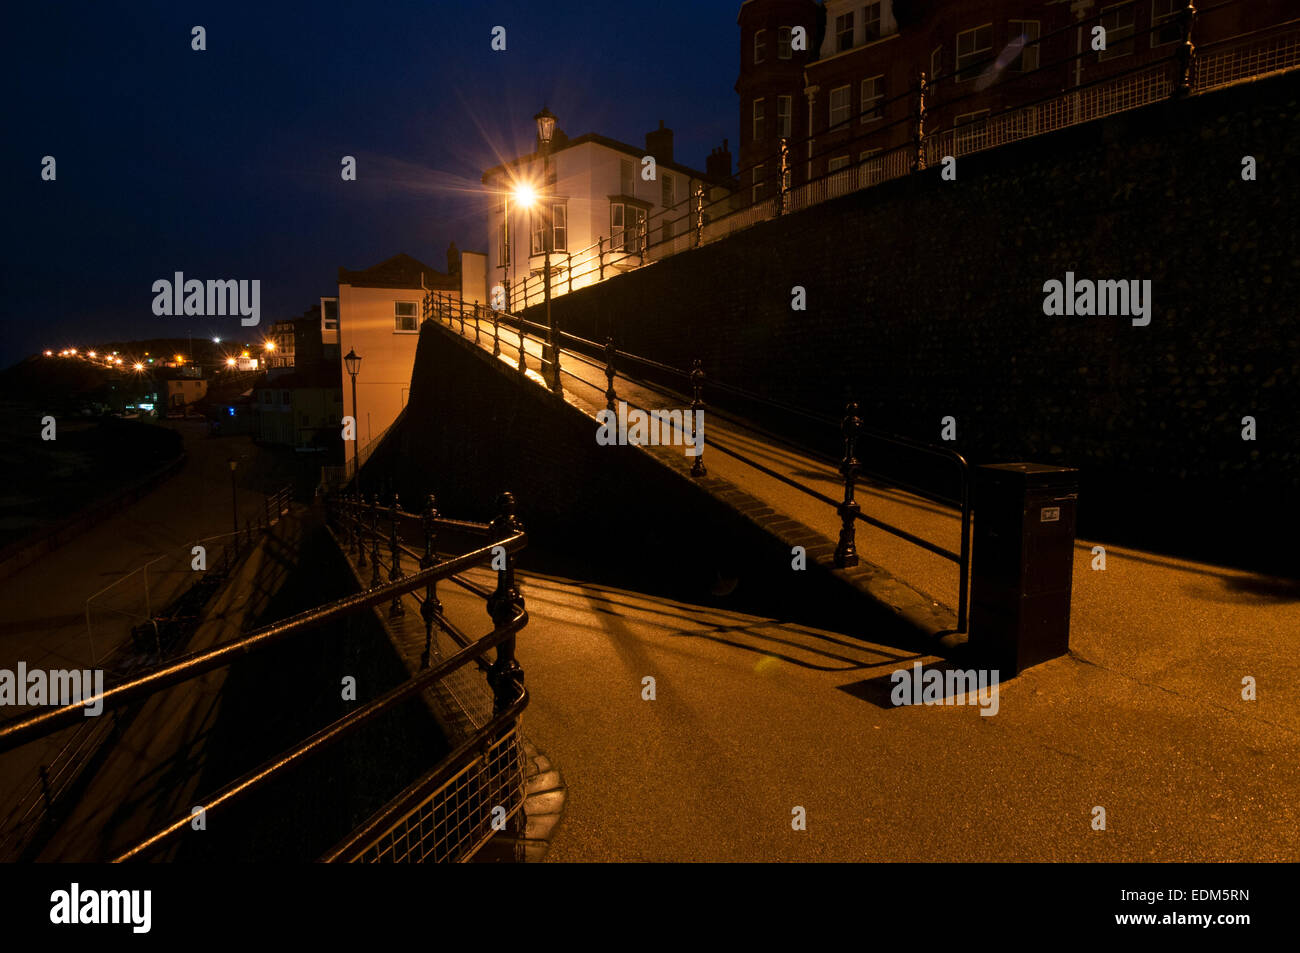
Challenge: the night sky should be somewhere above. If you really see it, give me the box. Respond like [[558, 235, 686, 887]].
[[2, 1, 739, 366]]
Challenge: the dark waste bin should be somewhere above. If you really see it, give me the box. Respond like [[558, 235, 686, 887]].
[[970, 463, 1079, 677]]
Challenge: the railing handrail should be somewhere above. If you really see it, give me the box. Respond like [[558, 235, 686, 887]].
[[0, 529, 526, 753], [112, 601, 528, 862]]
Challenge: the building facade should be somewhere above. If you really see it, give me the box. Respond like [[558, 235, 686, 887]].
[[336, 252, 460, 453], [482, 121, 734, 311], [738, 0, 1294, 195], [254, 366, 344, 450]]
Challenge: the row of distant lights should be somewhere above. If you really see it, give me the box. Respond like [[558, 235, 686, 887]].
[[45, 335, 275, 370]]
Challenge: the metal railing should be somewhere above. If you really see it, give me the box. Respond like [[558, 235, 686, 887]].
[[423, 293, 973, 631], [0, 489, 530, 864], [0, 484, 295, 861]]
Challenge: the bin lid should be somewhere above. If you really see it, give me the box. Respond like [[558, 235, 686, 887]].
[[977, 462, 1080, 490]]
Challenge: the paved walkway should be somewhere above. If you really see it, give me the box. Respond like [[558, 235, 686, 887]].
[[430, 560, 1299, 861], [418, 313, 1300, 860], [0, 423, 281, 815]]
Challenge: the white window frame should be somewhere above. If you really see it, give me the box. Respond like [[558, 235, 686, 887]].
[[827, 155, 851, 172], [835, 12, 854, 52], [661, 171, 675, 210], [610, 201, 647, 253], [956, 24, 993, 83], [551, 203, 567, 252], [778, 26, 792, 59], [860, 75, 884, 124], [394, 300, 419, 333], [863, 2, 882, 43], [777, 95, 792, 138], [829, 84, 851, 129], [753, 98, 765, 142], [752, 164, 765, 204], [1008, 20, 1040, 72], [754, 28, 767, 64], [1099, 4, 1136, 61], [931, 45, 943, 89]]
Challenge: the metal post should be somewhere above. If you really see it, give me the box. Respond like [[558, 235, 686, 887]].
[[694, 183, 704, 248], [604, 337, 618, 411], [349, 370, 360, 484], [690, 359, 707, 478], [567, 253, 573, 294], [517, 318, 528, 374], [486, 491, 525, 716], [833, 401, 863, 568], [388, 494, 405, 619], [419, 493, 443, 668], [1176, 1, 1197, 98], [778, 138, 790, 215], [474, 302, 481, 345], [369, 496, 382, 589], [493, 309, 501, 356], [598, 237, 605, 280], [356, 493, 367, 567]]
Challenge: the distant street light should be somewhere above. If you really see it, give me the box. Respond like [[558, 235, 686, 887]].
[[132, 362, 144, 371], [213, 337, 221, 344], [344, 348, 362, 486]]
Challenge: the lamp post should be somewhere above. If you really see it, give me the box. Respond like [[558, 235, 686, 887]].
[[501, 190, 511, 313], [344, 348, 362, 487], [227, 457, 239, 537], [534, 106, 561, 392]]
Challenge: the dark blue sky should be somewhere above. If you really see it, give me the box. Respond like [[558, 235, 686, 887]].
[[2, 1, 740, 366]]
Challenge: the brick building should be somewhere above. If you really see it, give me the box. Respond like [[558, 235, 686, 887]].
[[737, 0, 1294, 197]]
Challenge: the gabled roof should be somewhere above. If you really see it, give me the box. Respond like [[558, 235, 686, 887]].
[[337, 253, 458, 291], [482, 132, 726, 187]]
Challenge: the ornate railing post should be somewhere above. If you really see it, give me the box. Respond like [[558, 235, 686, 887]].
[[915, 71, 929, 172], [689, 359, 707, 477], [693, 182, 704, 247], [474, 302, 481, 345], [1175, 1, 1197, 98], [369, 494, 382, 589], [598, 237, 605, 281], [778, 138, 790, 215], [604, 337, 618, 411], [833, 401, 863, 568], [492, 308, 501, 356], [388, 494, 406, 618], [419, 493, 443, 669], [517, 322, 528, 374], [356, 492, 367, 567], [486, 492, 525, 717]]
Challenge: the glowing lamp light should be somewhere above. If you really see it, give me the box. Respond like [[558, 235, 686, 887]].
[[213, 337, 221, 344], [264, 340, 276, 351], [132, 362, 144, 371], [44, 350, 53, 356], [226, 357, 237, 367], [88, 351, 97, 358], [114, 358, 123, 365], [513, 184, 537, 208]]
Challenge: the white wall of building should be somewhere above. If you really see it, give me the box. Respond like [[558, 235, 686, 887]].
[[338, 282, 458, 450]]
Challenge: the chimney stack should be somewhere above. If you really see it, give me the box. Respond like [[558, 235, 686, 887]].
[[706, 138, 732, 180], [645, 119, 674, 164]]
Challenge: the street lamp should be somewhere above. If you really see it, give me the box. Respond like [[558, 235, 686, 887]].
[[534, 106, 561, 392], [227, 457, 239, 537], [344, 348, 362, 486]]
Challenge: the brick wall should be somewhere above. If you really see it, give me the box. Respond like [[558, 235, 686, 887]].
[[523, 72, 1300, 571]]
